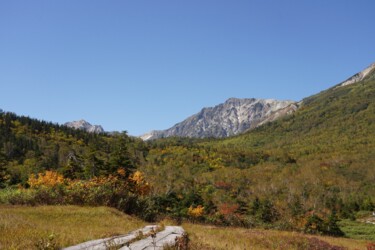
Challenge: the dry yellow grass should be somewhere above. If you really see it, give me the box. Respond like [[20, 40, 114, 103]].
[[0, 205, 145, 249], [1, 206, 373, 250], [182, 223, 372, 250]]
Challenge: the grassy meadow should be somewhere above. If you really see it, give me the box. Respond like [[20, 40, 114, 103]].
[[0, 205, 145, 249], [183, 223, 373, 250], [1, 205, 374, 250]]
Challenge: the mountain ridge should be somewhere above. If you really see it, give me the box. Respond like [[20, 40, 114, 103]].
[[141, 62, 375, 140], [141, 98, 297, 140], [65, 119, 104, 133]]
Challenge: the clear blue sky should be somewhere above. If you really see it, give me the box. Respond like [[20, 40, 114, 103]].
[[1, 1, 374, 135]]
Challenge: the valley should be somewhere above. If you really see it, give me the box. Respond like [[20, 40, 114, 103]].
[[0, 63, 375, 248]]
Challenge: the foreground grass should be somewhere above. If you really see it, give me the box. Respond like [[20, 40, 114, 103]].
[[182, 223, 373, 250], [0, 205, 145, 249], [1, 205, 374, 250]]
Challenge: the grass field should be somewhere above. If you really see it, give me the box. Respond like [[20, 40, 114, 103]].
[[0, 205, 373, 250], [183, 223, 374, 250], [0, 205, 145, 249]]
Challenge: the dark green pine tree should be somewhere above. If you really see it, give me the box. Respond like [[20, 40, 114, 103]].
[[325, 210, 344, 237], [0, 151, 8, 188], [84, 148, 104, 178], [108, 131, 134, 176]]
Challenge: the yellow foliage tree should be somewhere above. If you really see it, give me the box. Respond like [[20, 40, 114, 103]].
[[28, 171, 65, 188], [128, 171, 150, 195], [188, 205, 204, 218]]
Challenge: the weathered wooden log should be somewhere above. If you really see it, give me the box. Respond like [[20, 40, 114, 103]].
[[119, 226, 185, 250], [62, 225, 158, 250]]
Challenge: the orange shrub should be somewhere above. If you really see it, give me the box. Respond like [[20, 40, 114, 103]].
[[188, 205, 204, 218], [28, 171, 65, 188]]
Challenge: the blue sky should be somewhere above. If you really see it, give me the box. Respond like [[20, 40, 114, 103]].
[[1, 1, 374, 135]]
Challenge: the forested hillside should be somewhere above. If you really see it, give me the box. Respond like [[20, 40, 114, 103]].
[[0, 111, 146, 187], [1, 67, 374, 236], [139, 68, 375, 233]]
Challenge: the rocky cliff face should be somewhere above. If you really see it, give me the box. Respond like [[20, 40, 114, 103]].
[[65, 120, 104, 133], [141, 98, 297, 140]]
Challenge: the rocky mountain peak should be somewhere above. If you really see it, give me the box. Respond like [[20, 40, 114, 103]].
[[140, 98, 297, 140], [65, 119, 104, 133], [225, 97, 254, 104]]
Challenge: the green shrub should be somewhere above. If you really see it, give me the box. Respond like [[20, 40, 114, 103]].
[[0, 188, 37, 205]]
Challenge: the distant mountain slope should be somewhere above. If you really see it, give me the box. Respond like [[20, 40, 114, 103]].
[[142, 63, 375, 141], [223, 62, 375, 156], [65, 119, 104, 133], [141, 62, 375, 228], [141, 98, 297, 140]]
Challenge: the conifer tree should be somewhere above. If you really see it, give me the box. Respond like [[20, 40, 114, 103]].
[[325, 210, 344, 236], [108, 131, 134, 176], [0, 151, 8, 188]]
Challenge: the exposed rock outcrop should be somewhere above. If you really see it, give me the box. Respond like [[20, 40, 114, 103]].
[[339, 63, 375, 87], [141, 98, 297, 140], [65, 119, 104, 133]]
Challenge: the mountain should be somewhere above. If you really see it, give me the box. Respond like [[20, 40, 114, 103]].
[[65, 119, 104, 133], [1, 62, 375, 234], [225, 62, 375, 151], [141, 98, 297, 140], [142, 63, 375, 141], [141, 62, 375, 229]]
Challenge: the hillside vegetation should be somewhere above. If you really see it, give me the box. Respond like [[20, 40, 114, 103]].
[[0, 67, 374, 241], [0, 111, 146, 185], [139, 69, 375, 232]]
